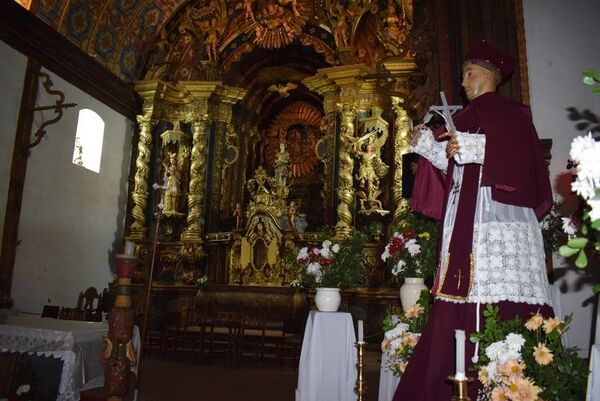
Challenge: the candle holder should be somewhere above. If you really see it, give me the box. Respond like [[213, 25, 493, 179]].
[[447, 375, 474, 401], [355, 341, 366, 401]]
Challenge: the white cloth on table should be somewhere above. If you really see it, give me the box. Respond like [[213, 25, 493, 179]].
[[295, 311, 357, 401], [0, 314, 108, 401], [587, 344, 600, 401], [378, 350, 400, 401]]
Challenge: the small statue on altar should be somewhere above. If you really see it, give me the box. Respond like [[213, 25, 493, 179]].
[[331, 3, 350, 48], [233, 202, 245, 230], [287, 201, 298, 230], [274, 141, 291, 186], [162, 152, 181, 215], [353, 129, 389, 211]]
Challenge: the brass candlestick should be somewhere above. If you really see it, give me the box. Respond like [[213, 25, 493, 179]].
[[355, 341, 366, 401], [447, 376, 474, 401]]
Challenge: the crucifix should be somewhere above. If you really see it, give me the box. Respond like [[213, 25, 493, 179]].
[[454, 269, 463, 290]]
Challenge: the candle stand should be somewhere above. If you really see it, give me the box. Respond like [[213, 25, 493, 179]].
[[355, 341, 366, 401], [447, 376, 474, 401]]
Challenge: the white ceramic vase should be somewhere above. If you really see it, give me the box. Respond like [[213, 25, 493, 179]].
[[314, 287, 341, 312], [399, 277, 428, 310]]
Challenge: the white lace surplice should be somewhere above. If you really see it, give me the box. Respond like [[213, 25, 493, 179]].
[[411, 128, 552, 306]]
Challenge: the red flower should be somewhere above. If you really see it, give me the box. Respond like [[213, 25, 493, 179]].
[[402, 229, 416, 239]]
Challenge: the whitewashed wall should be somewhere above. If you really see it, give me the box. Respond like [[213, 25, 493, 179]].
[[523, 0, 600, 356], [0, 41, 26, 241], [0, 41, 134, 313]]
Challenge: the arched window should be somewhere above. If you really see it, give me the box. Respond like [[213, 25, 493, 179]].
[[72, 109, 104, 173]]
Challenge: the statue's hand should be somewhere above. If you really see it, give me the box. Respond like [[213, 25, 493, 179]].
[[409, 124, 427, 148]]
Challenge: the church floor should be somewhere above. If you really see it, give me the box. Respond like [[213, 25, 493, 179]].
[[135, 348, 382, 401]]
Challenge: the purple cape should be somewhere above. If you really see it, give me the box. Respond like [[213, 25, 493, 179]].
[[410, 91, 552, 221]]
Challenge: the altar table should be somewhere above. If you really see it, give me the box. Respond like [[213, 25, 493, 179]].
[[0, 314, 138, 401], [295, 311, 357, 401]]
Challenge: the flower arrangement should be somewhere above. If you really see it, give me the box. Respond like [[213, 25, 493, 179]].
[[295, 233, 366, 288], [381, 210, 438, 279], [558, 69, 600, 291], [471, 305, 586, 401], [381, 290, 431, 376]]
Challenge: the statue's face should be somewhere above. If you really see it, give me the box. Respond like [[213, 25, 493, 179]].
[[462, 63, 496, 100]]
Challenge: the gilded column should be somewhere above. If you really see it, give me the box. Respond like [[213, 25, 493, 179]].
[[335, 103, 357, 239], [128, 114, 155, 239], [391, 96, 411, 227], [182, 114, 209, 241]]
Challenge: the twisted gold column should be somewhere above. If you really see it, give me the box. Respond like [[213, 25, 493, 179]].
[[128, 114, 155, 239], [334, 104, 357, 240], [182, 115, 209, 241], [391, 97, 411, 227]]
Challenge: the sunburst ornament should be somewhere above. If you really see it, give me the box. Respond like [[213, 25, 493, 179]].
[[252, 0, 312, 49]]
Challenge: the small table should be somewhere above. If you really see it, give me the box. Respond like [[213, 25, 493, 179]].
[[295, 311, 357, 401], [0, 314, 139, 401], [378, 351, 400, 401]]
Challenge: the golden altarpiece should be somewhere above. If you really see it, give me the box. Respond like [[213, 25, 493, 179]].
[[122, 0, 437, 329]]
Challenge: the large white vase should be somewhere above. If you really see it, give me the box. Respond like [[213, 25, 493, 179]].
[[314, 287, 341, 312], [399, 277, 428, 310]]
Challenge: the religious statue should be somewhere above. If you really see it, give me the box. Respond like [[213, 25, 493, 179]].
[[205, 17, 220, 62], [352, 128, 389, 211], [286, 201, 297, 229], [274, 141, 291, 186], [331, 3, 351, 48], [162, 152, 181, 215], [233, 202, 245, 230]]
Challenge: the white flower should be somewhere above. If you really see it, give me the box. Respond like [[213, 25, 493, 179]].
[[385, 322, 409, 340], [312, 247, 321, 256], [486, 361, 498, 382], [297, 247, 309, 261], [569, 132, 595, 162], [320, 247, 331, 259], [393, 232, 404, 240], [561, 216, 578, 236], [391, 260, 407, 276], [16, 384, 30, 395], [505, 333, 525, 353], [485, 340, 505, 362], [322, 240, 332, 249], [381, 245, 391, 261], [331, 243, 340, 253], [307, 262, 321, 276], [588, 195, 600, 221], [290, 279, 301, 288], [405, 239, 421, 256]]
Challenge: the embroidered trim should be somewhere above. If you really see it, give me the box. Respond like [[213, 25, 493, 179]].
[[435, 253, 474, 301]]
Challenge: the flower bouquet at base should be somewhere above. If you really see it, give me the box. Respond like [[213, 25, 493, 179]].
[[295, 233, 366, 289], [381, 211, 438, 280], [470, 305, 586, 401], [381, 290, 431, 376]]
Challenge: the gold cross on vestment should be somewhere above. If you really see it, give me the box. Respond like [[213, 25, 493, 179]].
[[454, 270, 462, 289]]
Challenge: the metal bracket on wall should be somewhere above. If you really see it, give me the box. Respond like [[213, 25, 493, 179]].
[[28, 71, 77, 149]]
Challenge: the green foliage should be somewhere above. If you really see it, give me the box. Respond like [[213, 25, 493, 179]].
[[470, 305, 587, 401], [296, 230, 367, 289]]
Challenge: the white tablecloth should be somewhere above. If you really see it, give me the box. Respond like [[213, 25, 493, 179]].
[[295, 311, 357, 401], [0, 314, 140, 401], [378, 351, 400, 401]]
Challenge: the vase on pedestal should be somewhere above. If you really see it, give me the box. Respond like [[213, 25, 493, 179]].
[[314, 287, 341, 312], [399, 277, 427, 310]]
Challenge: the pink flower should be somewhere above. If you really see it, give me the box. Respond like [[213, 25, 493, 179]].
[[404, 303, 424, 318], [524, 313, 543, 331], [490, 386, 509, 401], [542, 317, 561, 334]]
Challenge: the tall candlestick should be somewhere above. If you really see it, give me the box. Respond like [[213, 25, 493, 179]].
[[455, 329, 466, 380], [358, 320, 364, 343], [124, 240, 135, 256]]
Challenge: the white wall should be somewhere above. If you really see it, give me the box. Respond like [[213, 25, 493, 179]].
[[0, 41, 26, 240], [523, 0, 600, 356], [5, 62, 134, 313]]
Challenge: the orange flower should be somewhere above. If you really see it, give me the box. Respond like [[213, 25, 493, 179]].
[[543, 317, 561, 334], [525, 313, 543, 331], [505, 376, 542, 401], [399, 361, 408, 373], [490, 386, 509, 401], [533, 343, 554, 365], [478, 366, 491, 386], [402, 333, 418, 348], [404, 303, 425, 318], [498, 359, 526, 378]]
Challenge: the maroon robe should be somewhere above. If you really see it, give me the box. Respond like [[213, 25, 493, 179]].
[[394, 92, 554, 401]]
